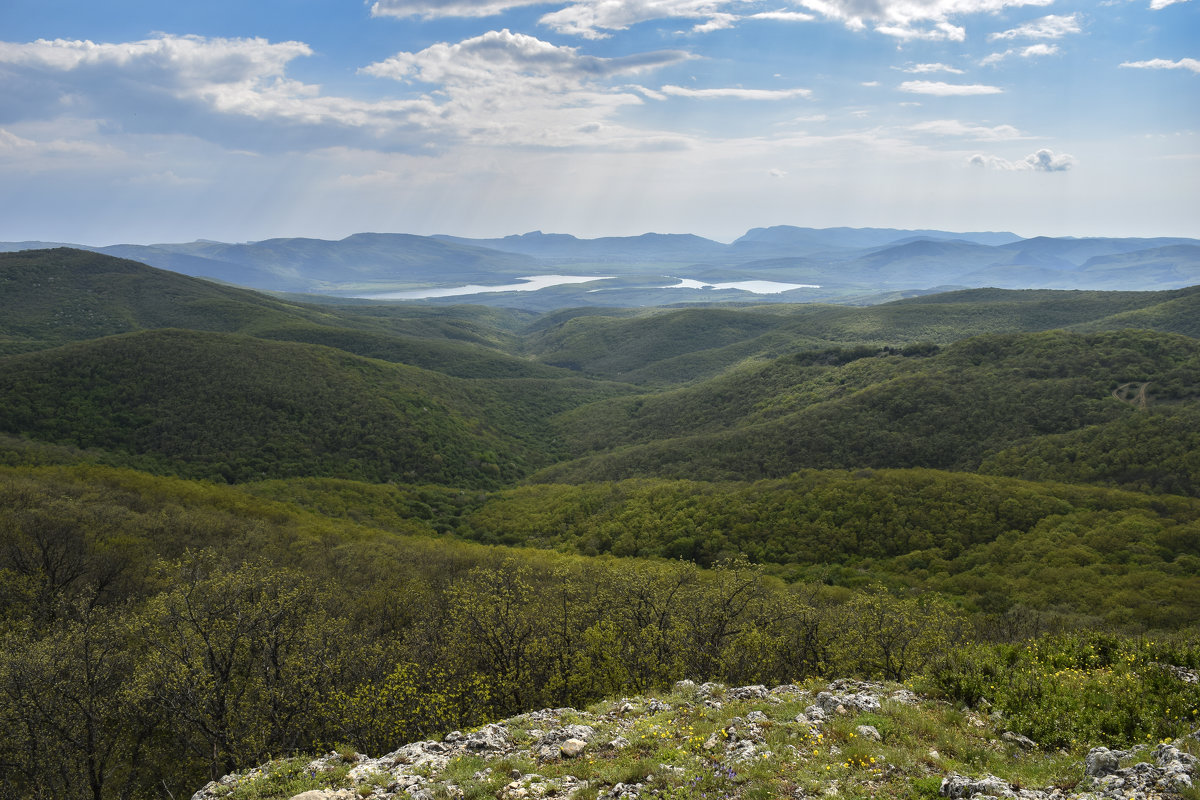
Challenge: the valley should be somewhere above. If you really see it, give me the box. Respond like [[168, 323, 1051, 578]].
[[0, 246, 1198, 799]]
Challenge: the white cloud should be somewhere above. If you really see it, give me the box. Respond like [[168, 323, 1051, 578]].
[[748, 10, 816, 21], [899, 80, 1004, 95], [1021, 43, 1059, 57], [1149, 0, 1190, 8], [981, 42, 1059, 64], [910, 119, 1024, 139], [370, 0, 546, 17], [969, 147, 1075, 170], [369, 0, 1070, 43], [898, 63, 965, 74], [0, 34, 436, 147], [862, 80, 880, 86], [690, 13, 740, 32], [988, 14, 1080, 40], [1120, 57, 1200, 73], [875, 21, 965, 40], [794, 0, 1052, 41], [660, 84, 813, 99], [768, 167, 787, 177], [362, 28, 689, 85], [362, 30, 695, 147], [532, 0, 1053, 39], [0, 32, 696, 156], [540, 0, 758, 39]]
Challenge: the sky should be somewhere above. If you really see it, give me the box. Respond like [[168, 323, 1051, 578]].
[[0, 0, 1197, 244]]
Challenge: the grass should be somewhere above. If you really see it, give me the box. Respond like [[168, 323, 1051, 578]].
[[212, 758, 351, 799], [214, 676, 1196, 800]]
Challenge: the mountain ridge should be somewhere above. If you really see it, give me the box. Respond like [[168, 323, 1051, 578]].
[[6, 228, 1198, 306]]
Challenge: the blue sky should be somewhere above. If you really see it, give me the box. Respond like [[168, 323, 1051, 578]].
[[1, 0, 1196, 244]]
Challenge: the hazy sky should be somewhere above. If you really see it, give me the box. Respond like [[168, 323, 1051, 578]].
[[1, 0, 1197, 244]]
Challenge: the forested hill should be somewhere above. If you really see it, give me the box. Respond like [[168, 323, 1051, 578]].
[[537, 329, 1200, 487], [2, 247, 1200, 798], [2, 249, 1199, 495]]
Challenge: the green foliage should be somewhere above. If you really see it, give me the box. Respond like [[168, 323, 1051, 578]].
[[2, 253, 1200, 798], [217, 758, 351, 800], [0, 329, 558, 487], [981, 405, 1200, 496], [538, 330, 1200, 483], [321, 664, 494, 756], [925, 633, 1200, 749], [461, 470, 1200, 627]]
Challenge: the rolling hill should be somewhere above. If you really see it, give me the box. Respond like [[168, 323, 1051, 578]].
[[0, 329, 628, 486], [536, 329, 1200, 484], [6, 227, 1200, 306]]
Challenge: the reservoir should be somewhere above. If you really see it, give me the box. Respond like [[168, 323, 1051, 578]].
[[362, 275, 610, 300]]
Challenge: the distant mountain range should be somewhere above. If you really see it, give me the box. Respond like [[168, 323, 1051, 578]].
[[3, 227, 1198, 307]]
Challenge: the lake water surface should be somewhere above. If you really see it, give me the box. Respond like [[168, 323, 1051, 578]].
[[362, 275, 610, 300], [659, 278, 820, 293], [362, 274, 820, 300]]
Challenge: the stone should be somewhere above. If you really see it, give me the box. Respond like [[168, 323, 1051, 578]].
[[726, 740, 759, 762], [463, 723, 512, 753], [1084, 746, 1121, 777], [855, 725, 881, 742], [938, 772, 1014, 798], [535, 724, 596, 759], [560, 738, 587, 758]]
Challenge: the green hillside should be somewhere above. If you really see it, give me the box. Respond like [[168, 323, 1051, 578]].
[[0, 248, 582, 381], [523, 286, 1200, 384], [0, 329, 588, 486], [2, 247, 1200, 800], [0, 247, 331, 354], [538, 330, 1200, 483], [462, 469, 1200, 627], [980, 405, 1200, 496]]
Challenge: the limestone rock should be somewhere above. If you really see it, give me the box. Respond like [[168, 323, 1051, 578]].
[[939, 772, 1014, 798], [559, 738, 587, 758], [535, 724, 596, 760], [1084, 746, 1121, 777], [855, 725, 882, 742], [727, 685, 768, 701]]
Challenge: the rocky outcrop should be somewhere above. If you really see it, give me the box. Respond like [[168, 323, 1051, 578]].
[[190, 681, 1200, 800], [938, 743, 1199, 799]]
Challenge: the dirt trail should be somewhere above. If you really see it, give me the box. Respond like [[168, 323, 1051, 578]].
[[1111, 382, 1150, 409]]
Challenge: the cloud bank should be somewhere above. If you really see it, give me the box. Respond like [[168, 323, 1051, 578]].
[[1120, 57, 1200, 73], [899, 81, 1004, 95], [969, 148, 1076, 171]]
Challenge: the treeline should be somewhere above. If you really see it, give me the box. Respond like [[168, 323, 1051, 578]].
[[0, 465, 972, 798], [462, 470, 1200, 628], [2, 465, 1199, 799]]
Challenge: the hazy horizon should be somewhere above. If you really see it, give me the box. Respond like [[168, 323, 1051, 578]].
[[2, 0, 1197, 245]]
